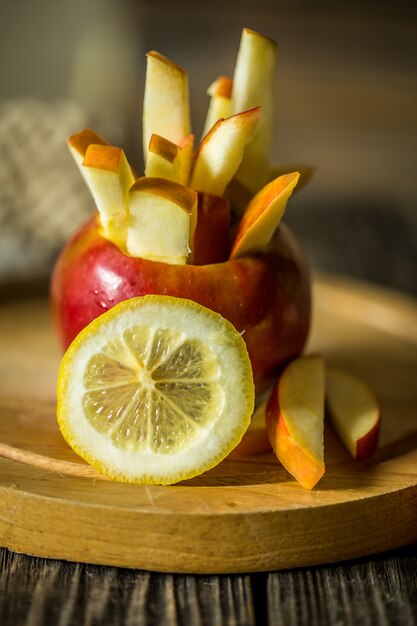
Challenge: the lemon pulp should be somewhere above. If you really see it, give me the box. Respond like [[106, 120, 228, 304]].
[[82, 327, 222, 453]]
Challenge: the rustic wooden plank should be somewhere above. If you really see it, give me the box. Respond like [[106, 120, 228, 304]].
[[267, 545, 417, 626], [0, 549, 256, 626], [2, 546, 416, 625]]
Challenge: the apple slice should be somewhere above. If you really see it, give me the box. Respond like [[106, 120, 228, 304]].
[[126, 177, 197, 264], [326, 368, 381, 461], [143, 51, 191, 165], [190, 107, 260, 197], [266, 355, 325, 490], [82, 144, 136, 249], [232, 28, 277, 193], [67, 128, 108, 170], [145, 133, 194, 185], [202, 76, 233, 138], [192, 194, 231, 265], [230, 172, 299, 259]]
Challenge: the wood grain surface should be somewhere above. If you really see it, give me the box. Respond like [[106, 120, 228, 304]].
[[0, 276, 416, 575], [1, 546, 416, 626]]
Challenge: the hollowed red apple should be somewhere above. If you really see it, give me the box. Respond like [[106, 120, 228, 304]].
[[50, 211, 311, 391]]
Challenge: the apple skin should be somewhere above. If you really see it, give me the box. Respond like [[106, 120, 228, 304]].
[[50, 215, 311, 390]]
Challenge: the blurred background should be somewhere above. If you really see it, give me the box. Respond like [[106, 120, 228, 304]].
[[0, 0, 416, 293]]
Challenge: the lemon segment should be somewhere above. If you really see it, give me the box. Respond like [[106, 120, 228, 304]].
[[57, 295, 255, 484]]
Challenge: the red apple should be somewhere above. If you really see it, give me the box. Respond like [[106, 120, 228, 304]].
[[192, 194, 231, 265], [50, 213, 311, 390]]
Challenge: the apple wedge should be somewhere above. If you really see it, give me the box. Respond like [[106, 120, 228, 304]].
[[145, 133, 194, 185], [190, 107, 260, 197], [202, 76, 233, 138], [230, 172, 299, 259], [232, 28, 277, 193], [266, 355, 325, 490], [126, 177, 197, 264], [82, 144, 136, 249], [326, 368, 381, 461], [143, 51, 191, 165]]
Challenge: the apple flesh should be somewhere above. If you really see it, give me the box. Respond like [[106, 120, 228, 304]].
[[145, 133, 194, 185], [51, 216, 311, 391], [190, 107, 261, 198], [326, 368, 381, 461], [126, 177, 198, 264], [232, 28, 277, 193], [143, 51, 191, 164], [266, 355, 325, 489]]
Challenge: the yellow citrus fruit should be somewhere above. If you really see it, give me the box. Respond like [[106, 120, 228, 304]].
[[57, 295, 255, 484]]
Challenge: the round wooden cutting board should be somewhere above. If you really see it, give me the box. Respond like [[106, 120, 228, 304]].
[[0, 276, 416, 574]]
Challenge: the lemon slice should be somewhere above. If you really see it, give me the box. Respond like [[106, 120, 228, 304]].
[[57, 295, 254, 484]]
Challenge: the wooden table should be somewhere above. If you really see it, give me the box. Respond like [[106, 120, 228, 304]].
[[1, 206, 416, 625]]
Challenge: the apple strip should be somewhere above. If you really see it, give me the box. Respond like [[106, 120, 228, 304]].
[[143, 51, 191, 165], [145, 134, 194, 185], [67, 128, 108, 170], [81, 144, 135, 249], [190, 107, 260, 198], [230, 172, 299, 259], [202, 76, 233, 138], [232, 28, 277, 193], [266, 355, 325, 490], [126, 177, 197, 264], [326, 368, 381, 461]]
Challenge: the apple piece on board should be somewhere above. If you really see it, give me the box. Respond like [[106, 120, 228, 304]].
[[145, 133, 194, 185], [228, 390, 272, 459], [232, 28, 277, 193], [192, 194, 231, 265], [126, 177, 198, 264], [266, 355, 325, 490], [67, 128, 108, 170], [143, 51, 191, 165], [190, 107, 260, 197], [326, 368, 381, 461], [82, 144, 136, 249], [230, 172, 299, 259], [202, 76, 233, 138]]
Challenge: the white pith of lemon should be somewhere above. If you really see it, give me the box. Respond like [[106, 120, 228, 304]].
[[57, 295, 255, 484]]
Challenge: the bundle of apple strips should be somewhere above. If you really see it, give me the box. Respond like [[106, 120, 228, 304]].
[[67, 28, 302, 267]]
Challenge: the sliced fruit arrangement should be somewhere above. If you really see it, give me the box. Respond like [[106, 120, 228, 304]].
[[66, 27, 307, 267], [55, 27, 381, 487], [57, 295, 255, 484]]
